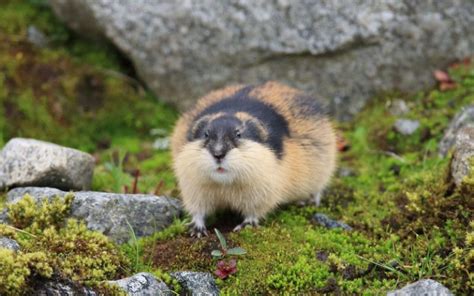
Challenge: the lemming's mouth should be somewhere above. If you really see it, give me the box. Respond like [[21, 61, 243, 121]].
[[216, 167, 225, 173]]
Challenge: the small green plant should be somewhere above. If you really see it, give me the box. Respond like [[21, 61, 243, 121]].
[[103, 151, 131, 193], [211, 229, 246, 280], [211, 228, 247, 259]]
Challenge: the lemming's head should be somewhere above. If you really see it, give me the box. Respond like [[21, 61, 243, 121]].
[[189, 113, 267, 163], [201, 115, 242, 163], [183, 112, 270, 184]]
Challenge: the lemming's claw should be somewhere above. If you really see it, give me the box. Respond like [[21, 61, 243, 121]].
[[189, 224, 208, 238], [233, 217, 259, 232]]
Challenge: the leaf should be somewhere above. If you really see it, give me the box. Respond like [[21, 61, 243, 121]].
[[214, 228, 227, 250], [211, 250, 223, 258], [440, 82, 457, 91], [227, 247, 247, 256], [433, 70, 451, 83], [214, 268, 228, 279], [336, 133, 350, 152]]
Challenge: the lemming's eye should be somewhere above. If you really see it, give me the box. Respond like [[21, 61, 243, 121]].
[[204, 131, 209, 138], [236, 130, 241, 138]]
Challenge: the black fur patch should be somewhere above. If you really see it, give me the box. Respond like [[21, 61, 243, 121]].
[[192, 86, 289, 158], [244, 120, 266, 143], [290, 95, 327, 118]]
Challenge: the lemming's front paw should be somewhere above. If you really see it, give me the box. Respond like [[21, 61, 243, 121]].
[[189, 224, 209, 238], [233, 218, 259, 232]]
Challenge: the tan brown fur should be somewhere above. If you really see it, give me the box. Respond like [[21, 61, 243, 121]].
[[171, 81, 337, 233]]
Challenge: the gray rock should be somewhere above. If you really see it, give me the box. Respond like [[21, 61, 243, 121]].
[[439, 105, 474, 156], [0, 237, 20, 252], [109, 272, 172, 296], [387, 279, 453, 296], [27, 25, 49, 48], [312, 213, 352, 231], [35, 280, 97, 296], [394, 119, 420, 135], [451, 126, 474, 186], [338, 167, 356, 178], [171, 272, 219, 296], [0, 210, 7, 224], [389, 100, 410, 116], [6, 187, 182, 244], [0, 138, 95, 191], [50, 0, 474, 120]]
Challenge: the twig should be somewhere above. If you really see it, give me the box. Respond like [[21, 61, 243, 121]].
[[4, 225, 37, 238], [154, 179, 165, 196], [132, 170, 140, 194]]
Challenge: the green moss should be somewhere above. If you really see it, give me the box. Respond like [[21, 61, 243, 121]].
[[7, 194, 73, 230], [0, 194, 129, 294], [152, 269, 182, 294], [0, 249, 53, 295], [217, 214, 401, 295], [0, 0, 178, 151], [1, 0, 473, 294], [0, 193, 6, 211]]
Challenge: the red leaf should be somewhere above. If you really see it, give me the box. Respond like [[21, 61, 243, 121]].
[[214, 269, 228, 279], [227, 259, 237, 269], [433, 70, 451, 83], [336, 133, 350, 152], [440, 81, 457, 91], [214, 259, 238, 280]]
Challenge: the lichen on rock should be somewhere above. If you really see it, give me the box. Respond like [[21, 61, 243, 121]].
[[0, 193, 130, 295]]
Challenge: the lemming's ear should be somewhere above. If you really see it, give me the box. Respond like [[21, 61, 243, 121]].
[[187, 115, 211, 141]]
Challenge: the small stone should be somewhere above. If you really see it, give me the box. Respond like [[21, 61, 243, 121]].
[[451, 126, 474, 186], [389, 100, 410, 116], [0, 138, 95, 191], [171, 272, 219, 296], [27, 25, 49, 48], [153, 137, 170, 150], [439, 105, 474, 156], [6, 187, 182, 244], [394, 119, 420, 135], [338, 167, 356, 178], [0, 237, 21, 252], [312, 213, 352, 231], [387, 279, 453, 296], [109, 272, 172, 296], [0, 209, 7, 224]]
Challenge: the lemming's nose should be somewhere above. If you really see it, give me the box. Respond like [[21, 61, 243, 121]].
[[213, 151, 226, 162]]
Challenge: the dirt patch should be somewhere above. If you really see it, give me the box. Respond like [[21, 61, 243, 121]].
[[145, 231, 239, 271]]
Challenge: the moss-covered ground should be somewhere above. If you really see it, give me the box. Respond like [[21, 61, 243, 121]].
[[0, 1, 473, 295]]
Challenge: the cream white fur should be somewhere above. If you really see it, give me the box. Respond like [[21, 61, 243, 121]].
[[174, 140, 286, 220]]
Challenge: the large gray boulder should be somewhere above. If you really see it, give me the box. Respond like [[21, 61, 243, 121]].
[[50, 0, 474, 120], [6, 187, 182, 244], [387, 279, 453, 296], [0, 138, 95, 191]]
